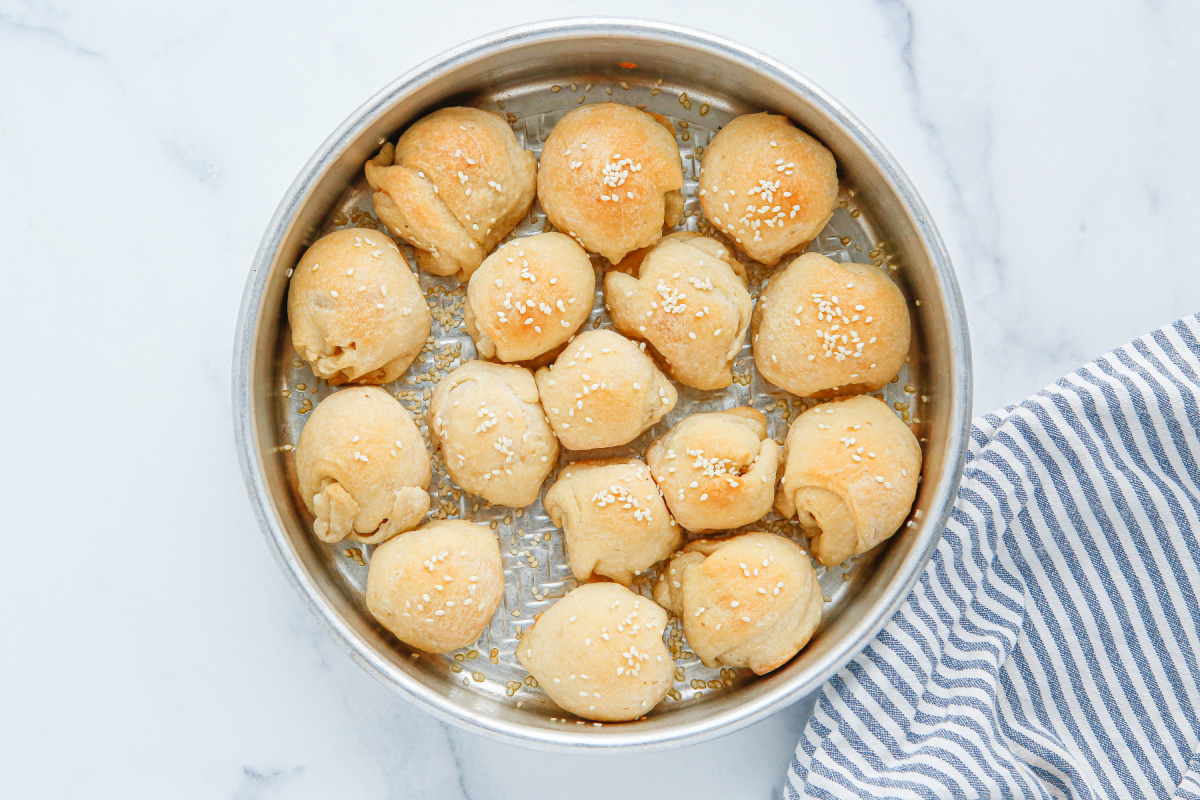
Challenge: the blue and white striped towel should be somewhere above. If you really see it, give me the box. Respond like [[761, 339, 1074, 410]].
[[785, 314, 1200, 800]]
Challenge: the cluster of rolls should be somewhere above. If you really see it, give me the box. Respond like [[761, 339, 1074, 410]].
[[284, 101, 923, 723]]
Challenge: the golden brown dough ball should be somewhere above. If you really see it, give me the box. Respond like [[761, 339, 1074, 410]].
[[517, 583, 674, 721], [605, 232, 752, 390], [537, 103, 684, 264], [776, 395, 922, 567], [365, 106, 537, 281], [365, 520, 504, 653], [427, 361, 558, 507], [646, 408, 780, 533], [534, 329, 677, 450], [287, 228, 430, 385], [752, 252, 910, 397], [699, 112, 838, 265], [295, 386, 431, 544], [543, 458, 680, 585], [653, 532, 821, 675], [464, 232, 595, 362]]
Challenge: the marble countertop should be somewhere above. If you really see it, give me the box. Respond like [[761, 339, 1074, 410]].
[[3, 1, 1198, 797]]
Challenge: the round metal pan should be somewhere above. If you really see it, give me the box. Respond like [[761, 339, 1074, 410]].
[[233, 17, 972, 751]]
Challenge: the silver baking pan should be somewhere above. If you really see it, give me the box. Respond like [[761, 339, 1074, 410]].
[[233, 17, 972, 751]]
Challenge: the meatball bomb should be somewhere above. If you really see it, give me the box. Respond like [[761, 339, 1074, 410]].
[[517, 583, 674, 721], [653, 532, 822, 675], [543, 458, 680, 586], [646, 408, 781, 533], [288, 228, 430, 385], [464, 232, 595, 363], [699, 113, 838, 265], [605, 232, 752, 390], [752, 252, 910, 397], [365, 106, 537, 281], [776, 395, 922, 567], [428, 361, 558, 507], [535, 329, 677, 451], [295, 386, 431, 544], [366, 520, 504, 653], [537, 103, 684, 264]]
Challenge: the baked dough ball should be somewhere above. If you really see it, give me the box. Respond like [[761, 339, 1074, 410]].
[[776, 395, 921, 567], [517, 583, 674, 721], [288, 228, 430, 385], [646, 408, 781, 533], [365, 520, 504, 653], [699, 112, 838, 265], [537, 103, 684, 264], [464, 232, 594, 362], [653, 532, 821, 675], [428, 361, 558, 507], [606, 232, 751, 390], [534, 329, 677, 450], [295, 386, 431, 544], [365, 106, 537, 281], [543, 458, 680, 585], [753, 252, 910, 397]]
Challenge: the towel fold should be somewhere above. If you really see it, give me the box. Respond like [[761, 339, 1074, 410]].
[[786, 315, 1200, 800]]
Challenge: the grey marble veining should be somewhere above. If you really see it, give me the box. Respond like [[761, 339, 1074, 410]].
[[2, 1, 1198, 798]]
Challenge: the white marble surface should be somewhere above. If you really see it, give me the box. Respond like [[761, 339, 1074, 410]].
[[3, 1, 1199, 797]]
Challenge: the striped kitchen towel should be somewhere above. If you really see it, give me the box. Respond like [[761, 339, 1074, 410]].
[[785, 314, 1200, 800]]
